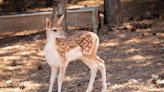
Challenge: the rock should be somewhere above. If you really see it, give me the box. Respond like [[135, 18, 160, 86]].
[[33, 37, 38, 40], [102, 29, 108, 35], [161, 47, 164, 50], [78, 83, 81, 86], [13, 74, 16, 77], [133, 51, 138, 53], [153, 13, 160, 19], [124, 24, 133, 29], [107, 82, 111, 86], [6, 80, 13, 86], [132, 22, 152, 29], [81, 72, 86, 76], [128, 79, 139, 84], [156, 80, 164, 85], [31, 44, 36, 46], [136, 60, 141, 63], [147, 78, 156, 84], [157, 63, 162, 66], [103, 56, 107, 59], [107, 73, 113, 77], [147, 24, 153, 27], [112, 84, 124, 89], [105, 50, 110, 53], [134, 23, 142, 28], [112, 28, 118, 31], [6, 80, 12, 84], [151, 74, 159, 80], [23, 58, 27, 62], [129, 17, 134, 21], [23, 58, 26, 61], [117, 25, 128, 30], [140, 15, 144, 20], [11, 61, 17, 66], [33, 34, 41, 40], [37, 64, 43, 70], [141, 33, 144, 36], [152, 33, 156, 36], [137, 79, 143, 82], [131, 27, 136, 32]]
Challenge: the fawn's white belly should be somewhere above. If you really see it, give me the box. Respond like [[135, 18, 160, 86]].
[[45, 46, 83, 67], [66, 46, 83, 62]]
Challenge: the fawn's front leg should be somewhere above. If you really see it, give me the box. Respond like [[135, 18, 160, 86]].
[[48, 67, 58, 92], [58, 63, 68, 92]]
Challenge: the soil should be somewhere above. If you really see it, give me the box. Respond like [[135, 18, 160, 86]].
[[0, 0, 164, 92]]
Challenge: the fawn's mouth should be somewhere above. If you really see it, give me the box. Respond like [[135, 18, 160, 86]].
[[63, 33, 67, 38], [60, 35, 67, 38], [63, 36, 67, 38]]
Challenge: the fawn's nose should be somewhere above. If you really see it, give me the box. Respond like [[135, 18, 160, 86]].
[[64, 33, 67, 36]]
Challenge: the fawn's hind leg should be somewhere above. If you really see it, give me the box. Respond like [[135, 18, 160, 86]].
[[96, 56, 107, 92], [83, 56, 107, 92], [82, 58, 98, 92]]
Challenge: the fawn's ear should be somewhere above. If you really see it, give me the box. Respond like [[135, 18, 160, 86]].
[[46, 18, 51, 28], [57, 15, 64, 25]]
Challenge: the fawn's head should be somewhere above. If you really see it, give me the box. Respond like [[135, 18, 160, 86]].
[[46, 15, 67, 38]]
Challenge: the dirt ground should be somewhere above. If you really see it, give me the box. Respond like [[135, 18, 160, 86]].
[[0, 19, 164, 92], [0, 0, 164, 92]]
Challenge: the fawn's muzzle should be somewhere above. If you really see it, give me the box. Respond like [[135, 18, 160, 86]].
[[64, 33, 67, 36]]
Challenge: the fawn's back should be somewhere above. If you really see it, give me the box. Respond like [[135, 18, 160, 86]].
[[56, 31, 99, 62]]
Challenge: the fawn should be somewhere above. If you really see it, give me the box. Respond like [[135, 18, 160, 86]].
[[44, 15, 107, 92]]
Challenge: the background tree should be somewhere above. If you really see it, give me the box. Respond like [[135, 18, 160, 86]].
[[104, 0, 123, 27], [46, 0, 53, 7], [52, 0, 67, 32], [14, 0, 25, 12]]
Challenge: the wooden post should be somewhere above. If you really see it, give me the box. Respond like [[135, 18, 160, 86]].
[[52, 0, 67, 32], [104, 0, 123, 27]]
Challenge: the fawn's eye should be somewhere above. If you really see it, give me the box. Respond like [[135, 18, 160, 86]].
[[53, 29, 57, 32]]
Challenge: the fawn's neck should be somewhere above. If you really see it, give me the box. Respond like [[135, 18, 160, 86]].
[[45, 32, 57, 52]]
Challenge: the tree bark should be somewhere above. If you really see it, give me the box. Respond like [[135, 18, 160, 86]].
[[46, 0, 53, 7], [52, 0, 67, 32], [104, 0, 123, 27], [14, 0, 25, 12]]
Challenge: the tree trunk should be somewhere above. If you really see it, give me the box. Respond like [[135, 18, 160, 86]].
[[0, 0, 4, 3], [46, 0, 53, 7], [52, 0, 67, 32], [15, 0, 25, 12], [104, 0, 123, 27]]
